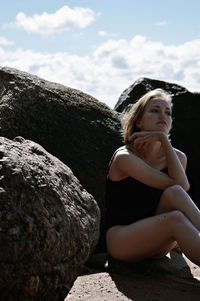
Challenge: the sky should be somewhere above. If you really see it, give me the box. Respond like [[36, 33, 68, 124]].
[[1, 0, 200, 108]]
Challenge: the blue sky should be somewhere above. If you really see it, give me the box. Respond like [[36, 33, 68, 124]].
[[1, 0, 200, 107]]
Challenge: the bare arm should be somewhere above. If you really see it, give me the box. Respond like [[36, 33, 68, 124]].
[[112, 132, 190, 191], [161, 135, 189, 190]]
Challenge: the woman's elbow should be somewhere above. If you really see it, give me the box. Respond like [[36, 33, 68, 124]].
[[178, 180, 190, 191], [166, 180, 190, 192], [183, 182, 190, 192]]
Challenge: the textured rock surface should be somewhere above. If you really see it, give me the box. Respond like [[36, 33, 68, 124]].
[[0, 66, 122, 222], [0, 136, 100, 300], [115, 77, 200, 205]]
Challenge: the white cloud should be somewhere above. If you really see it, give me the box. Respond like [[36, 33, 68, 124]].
[[11, 6, 97, 35], [1, 35, 200, 108], [0, 37, 15, 46], [155, 21, 168, 27], [98, 31, 108, 37], [98, 30, 118, 38]]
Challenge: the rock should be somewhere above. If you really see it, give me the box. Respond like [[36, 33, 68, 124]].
[[115, 77, 200, 205], [0, 66, 122, 251], [0, 136, 100, 300], [86, 251, 191, 276], [114, 77, 189, 113], [0, 66, 122, 216]]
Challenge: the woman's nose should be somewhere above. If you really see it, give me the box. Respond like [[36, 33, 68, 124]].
[[159, 111, 166, 119]]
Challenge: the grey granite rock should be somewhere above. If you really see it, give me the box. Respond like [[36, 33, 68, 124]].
[[0, 136, 100, 300], [0, 66, 122, 220], [0, 66, 122, 251]]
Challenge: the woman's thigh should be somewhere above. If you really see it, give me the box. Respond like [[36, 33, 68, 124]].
[[106, 212, 177, 262]]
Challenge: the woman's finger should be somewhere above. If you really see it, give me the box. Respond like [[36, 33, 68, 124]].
[[128, 131, 147, 141]]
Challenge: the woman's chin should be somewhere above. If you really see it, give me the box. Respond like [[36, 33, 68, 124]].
[[155, 124, 170, 133]]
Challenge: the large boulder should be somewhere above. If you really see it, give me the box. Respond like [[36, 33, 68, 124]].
[[0, 66, 122, 250], [0, 136, 100, 300], [115, 77, 200, 205]]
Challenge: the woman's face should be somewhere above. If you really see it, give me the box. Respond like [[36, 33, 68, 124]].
[[136, 98, 172, 134]]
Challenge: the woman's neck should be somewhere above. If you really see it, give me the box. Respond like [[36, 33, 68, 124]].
[[128, 141, 164, 163], [143, 141, 162, 160]]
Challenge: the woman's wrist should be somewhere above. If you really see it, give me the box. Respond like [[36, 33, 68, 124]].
[[159, 132, 169, 145]]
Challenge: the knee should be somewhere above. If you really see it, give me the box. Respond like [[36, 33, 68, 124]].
[[167, 210, 188, 232], [162, 185, 185, 200], [168, 210, 186, 223], [163, 210, 189, 241]]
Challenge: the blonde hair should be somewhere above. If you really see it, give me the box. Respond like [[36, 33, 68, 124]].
[[121, 89, 172, 143]]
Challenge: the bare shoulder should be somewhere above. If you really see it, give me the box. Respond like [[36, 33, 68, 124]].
[[114, 145, 138, 162], [114, 145, 130, 156], [174, 148, 187, 169], [112, 145, 133, 166], [109, 145, 140, 181], [113, 145, 148, 174]]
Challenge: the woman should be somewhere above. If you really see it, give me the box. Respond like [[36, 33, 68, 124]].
[[105, 88, 200, 266]]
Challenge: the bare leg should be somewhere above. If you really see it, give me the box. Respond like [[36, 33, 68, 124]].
[[155, 185, 200, 230], [106, 210, 200, 265]]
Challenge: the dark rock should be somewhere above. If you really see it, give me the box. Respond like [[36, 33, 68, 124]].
[[86, 251, 190, 276], [115, 77, 200, 205], [0, 66, 122, 251], [114, 77, 189, 113], [0, 136, 100, 300]]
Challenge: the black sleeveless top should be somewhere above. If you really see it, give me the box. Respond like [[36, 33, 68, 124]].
[[105, 148, 167, 230]]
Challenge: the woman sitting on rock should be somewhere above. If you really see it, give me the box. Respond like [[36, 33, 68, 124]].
[[105, 88, 200, 265]]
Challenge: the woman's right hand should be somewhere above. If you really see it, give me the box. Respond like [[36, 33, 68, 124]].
[[128, 131, 168, 151]]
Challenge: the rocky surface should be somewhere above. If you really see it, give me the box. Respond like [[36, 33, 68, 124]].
[[0, 66, 122, 250], [115, 77, 200, 205], [0, 136, 100, 300]]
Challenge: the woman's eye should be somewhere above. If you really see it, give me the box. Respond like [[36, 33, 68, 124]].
[[151, 109, 159, 113]]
